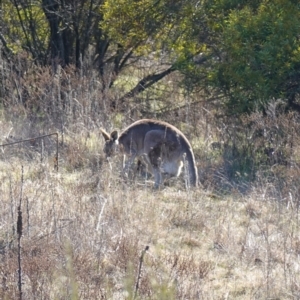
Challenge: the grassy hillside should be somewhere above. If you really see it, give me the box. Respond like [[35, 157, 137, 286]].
[[1, 65, 300, 299], [1, 112, 300, 300]]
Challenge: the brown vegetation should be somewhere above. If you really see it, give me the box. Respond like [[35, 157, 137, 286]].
[[1, 63, 300, 299]]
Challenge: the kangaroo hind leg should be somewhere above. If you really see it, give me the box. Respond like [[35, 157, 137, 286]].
[[148, 145, 163, 189]]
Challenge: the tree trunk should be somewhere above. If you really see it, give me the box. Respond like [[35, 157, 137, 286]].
[[42, 0, 65, 65]]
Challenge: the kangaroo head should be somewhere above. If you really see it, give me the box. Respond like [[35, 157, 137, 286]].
[[100, 129, 119, 158]]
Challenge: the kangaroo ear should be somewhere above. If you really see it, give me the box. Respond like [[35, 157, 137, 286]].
[[110, 130, 119, 141], [100, 129, 110, 141]]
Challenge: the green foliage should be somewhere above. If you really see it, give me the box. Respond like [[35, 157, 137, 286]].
[[2, 0, 300, 114], [102, 0, 209, 65], [102, 0, 159, 49], [207, 0, 300, 113], [2, 0, 48, 56]]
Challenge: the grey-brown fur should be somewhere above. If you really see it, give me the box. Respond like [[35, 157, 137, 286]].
[[101, 119, 198, 188]]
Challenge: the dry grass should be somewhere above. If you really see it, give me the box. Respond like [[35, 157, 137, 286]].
[[1, 119, 300, 300], [1, 64, 300, 299]]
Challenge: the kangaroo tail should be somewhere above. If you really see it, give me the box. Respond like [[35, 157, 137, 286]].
[[185, 149, 198, 187]]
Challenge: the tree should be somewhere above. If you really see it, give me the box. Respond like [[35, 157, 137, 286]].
[[196, 0, 300, 114], [100, 0, 209, 100], [0, 0, 210, 108]]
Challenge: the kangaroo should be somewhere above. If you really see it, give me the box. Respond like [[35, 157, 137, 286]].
[[101, 119, 198, 188]]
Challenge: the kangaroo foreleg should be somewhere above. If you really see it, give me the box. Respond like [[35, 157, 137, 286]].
[[122, 152, 137, 177]]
